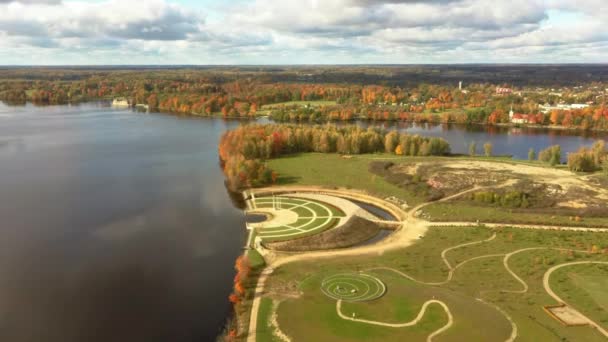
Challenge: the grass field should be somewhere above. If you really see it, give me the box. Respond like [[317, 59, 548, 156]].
[[258, 226, 608, 341], [256, 298, 281, 342], [421, 203, 608, 228], [552, 264, 608, 329], [268, 153, 428, 206]]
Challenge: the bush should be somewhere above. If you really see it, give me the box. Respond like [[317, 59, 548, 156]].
[[528, 148, 536, 161], [538, 145, 561, 165], [470, 190, 529, 208], [567, 141, 607, 172], [484, 142, 493, 157], [568, 148, 598, 172], [469, 141, 477, 157], [501, 191, 529, 208]]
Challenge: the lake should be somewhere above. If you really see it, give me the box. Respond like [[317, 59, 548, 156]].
[[0, 102, 246, 342], [353, 121, 608, 160], [0, 102, 606, 342]]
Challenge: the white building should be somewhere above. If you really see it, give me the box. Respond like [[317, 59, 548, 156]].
[[539, 103, 590, 113], [112, 98, 130, 107]]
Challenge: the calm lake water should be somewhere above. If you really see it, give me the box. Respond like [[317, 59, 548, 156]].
[[1, 102, 606, 342], [354, 121, 608, 160], [0, 102, 246, 342]]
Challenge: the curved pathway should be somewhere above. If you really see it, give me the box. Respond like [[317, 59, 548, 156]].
[[543, 261, 608, 338], [502, 247, 589, 294], [336, 299, 453, 342], [474, 298, 518, 342]]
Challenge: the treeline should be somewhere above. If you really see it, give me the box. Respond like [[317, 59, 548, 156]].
[[269, 104, 495, 124], [218, 124, 450, 190], [2, 68, 608, 131]]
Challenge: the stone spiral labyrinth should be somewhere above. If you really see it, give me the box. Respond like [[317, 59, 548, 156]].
[[321, 273, 386, 302]]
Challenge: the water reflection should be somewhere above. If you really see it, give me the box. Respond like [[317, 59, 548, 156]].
[[0, 102, 247, 342]]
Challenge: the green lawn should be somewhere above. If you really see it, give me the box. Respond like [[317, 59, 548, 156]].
[[246, 249, 266, 270], [261, 226, 608, 341], [256, 297, 281, 342], [421, 203, 608, 228], [268, 153, 427, 206], [552, 264, 608, 329]]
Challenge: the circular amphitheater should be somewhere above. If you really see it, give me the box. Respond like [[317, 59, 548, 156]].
[[248, 195, 346, 242], [321, 273, 386, 302]]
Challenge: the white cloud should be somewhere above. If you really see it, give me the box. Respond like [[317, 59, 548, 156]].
[[0, 0, 607, 64]]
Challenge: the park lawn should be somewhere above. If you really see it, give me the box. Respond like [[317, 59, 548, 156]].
[[268, 153, 427, 206], [421, 203, 608, 228], [256, 297, 281, 342], [551, 264, 608, 330], [247, 249, 266, 270], [263, 226, 608, 342], [261, 100, 337, 109]]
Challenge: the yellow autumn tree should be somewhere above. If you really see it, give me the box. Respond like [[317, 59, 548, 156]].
[[395, 145, 404, 155]]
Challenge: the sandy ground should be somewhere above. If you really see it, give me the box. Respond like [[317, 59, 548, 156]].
[[434, 160, 608, 201], [249, 209, 298, 228]]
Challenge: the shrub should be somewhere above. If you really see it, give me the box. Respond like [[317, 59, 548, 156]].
[[528, 148, 536, 161], [470, 190, 529, 208], [538, 145, 561, 166], [567, 141, 607, 172], [484, 142, 493, 157], [568, 148, 598, 172]]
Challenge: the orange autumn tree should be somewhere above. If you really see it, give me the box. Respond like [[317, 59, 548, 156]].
[[228, 255, 251, 314]]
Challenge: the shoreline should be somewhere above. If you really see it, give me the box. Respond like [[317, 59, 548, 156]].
[[3, 100, 608, 134]]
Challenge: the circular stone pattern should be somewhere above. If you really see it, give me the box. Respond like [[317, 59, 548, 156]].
[[321, 273, 386, 302]]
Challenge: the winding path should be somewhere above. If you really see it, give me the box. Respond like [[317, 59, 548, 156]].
[[336, 299, 453, 342]]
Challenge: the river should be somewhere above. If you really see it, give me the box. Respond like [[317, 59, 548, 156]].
[[0, 102, 606, 342]]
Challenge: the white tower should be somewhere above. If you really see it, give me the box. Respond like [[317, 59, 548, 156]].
[[509, 104, 514, 121], [459, 81, 462, 90]]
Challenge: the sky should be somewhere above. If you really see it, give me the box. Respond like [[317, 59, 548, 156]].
[[0, 0, 607, 65]]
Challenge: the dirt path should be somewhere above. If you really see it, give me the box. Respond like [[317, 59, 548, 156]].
[[431, 222, 608, 233], [475, 298, 518, 342], [543, 261, 608, 338], [502, 247, 589, 294], [336, 299, 453, 342]]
